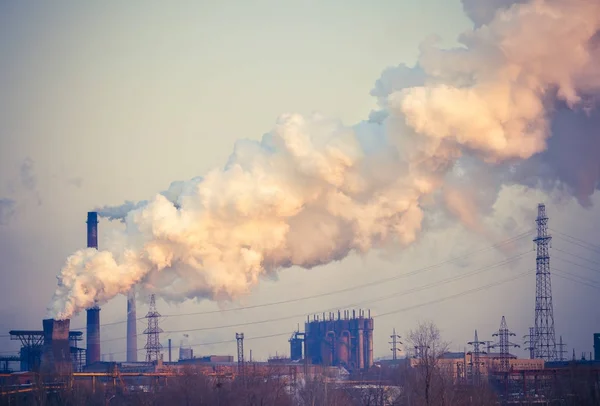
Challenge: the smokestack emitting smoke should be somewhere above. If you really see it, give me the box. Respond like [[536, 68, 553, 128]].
[[41, 319, 72, 375], [47, 0, 600, 319], [86, 211, 98, 249], [85, 212, 101, 365]]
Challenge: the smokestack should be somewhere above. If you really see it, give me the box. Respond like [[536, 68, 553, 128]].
[[87, 211, 98, 249], [85, 212, 101, 365], [86, 308, 100, 365], [126, 291, 138, 362], [168, 339, 172, 362], [41, 319, 72, 376]]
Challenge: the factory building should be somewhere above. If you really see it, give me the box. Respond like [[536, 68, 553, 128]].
[[302, 309, 374, 370]]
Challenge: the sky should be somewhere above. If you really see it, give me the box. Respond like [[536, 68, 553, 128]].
[[0, 0, 599, 364]]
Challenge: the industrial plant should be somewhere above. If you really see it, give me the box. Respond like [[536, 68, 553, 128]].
[[1, 205, 599, 405]]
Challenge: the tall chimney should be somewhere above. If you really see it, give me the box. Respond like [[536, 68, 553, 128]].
[[86, 308, 101, 365], [87, 211, 98, 249], [41, 318, 72, 376], [126, 290, 138, 362], [86, 211, 101, 365]]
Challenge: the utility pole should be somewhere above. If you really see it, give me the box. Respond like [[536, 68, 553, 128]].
[[491, 316, 520, 372], [144, 294, 163, 362], [533, 203, 558, 361], [389, 329, 402, 361]]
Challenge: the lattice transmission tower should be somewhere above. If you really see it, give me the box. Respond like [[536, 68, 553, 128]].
[[557, 336, 567, 361], [389, 329, 402, 361], [491, 316, 520, 372], [144, 294, 163, 362], [533, 203, 557, 361], [524, 327, 536, 359], [467, 330, 486, 386]]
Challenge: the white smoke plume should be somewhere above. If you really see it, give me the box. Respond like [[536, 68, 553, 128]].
[[47, 0, 600, 319]]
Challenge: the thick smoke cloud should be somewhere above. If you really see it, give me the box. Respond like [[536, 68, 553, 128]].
[[47, 0, 600, 319], [461, 0, 528, 27]]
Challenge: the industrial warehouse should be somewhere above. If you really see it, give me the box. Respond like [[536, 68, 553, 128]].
[[1, 206, 599, 405]]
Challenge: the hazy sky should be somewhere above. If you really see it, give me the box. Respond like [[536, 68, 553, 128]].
[[1, 0, 598, 363]]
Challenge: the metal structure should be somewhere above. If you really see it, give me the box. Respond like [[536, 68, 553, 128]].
[[144, 294, 163, 362], [467, 330, 485, 385], [126, 290, 138, 362], [533, 203, 557, 361], [595, 333, 600, 361], [484, 341, 494, 355], [304, 309, 374, 370], [10, 329, 84, 372], [414, 344, 430, 360], [289, 330, 304, 361], [10, 330, 44, 371], [0, 356, 20, 373], [236, 333, 245, 378], [557, 336, 567, 361], [524, 327, 536, 359], [491, 316, 520, 372], [86, 211, 102, 366], [389, 328, 402, 361]]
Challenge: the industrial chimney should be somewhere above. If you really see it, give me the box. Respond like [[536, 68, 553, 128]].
[[87, 211, 98, 249], [41, 318, 72, 376], [126, 291, 138, 362], [85, 212, 101, 365]]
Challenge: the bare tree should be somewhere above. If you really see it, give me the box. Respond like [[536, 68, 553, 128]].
[[405, 321, 450, 406]]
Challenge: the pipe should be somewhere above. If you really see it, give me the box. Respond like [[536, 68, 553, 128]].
[[168, 339, 172, 362]]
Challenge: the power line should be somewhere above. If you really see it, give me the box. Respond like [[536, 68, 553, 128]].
[[550, 229, 600, 254], [552, 247, 600, 268], [68, 229, 534, 331], [374, 269, 534, 319], [552, 268, 600, 290], [89, 251, 533, 346], [86, 268, 536, 358], [553, 254, 600, 275], [0, 254, 532, 358]]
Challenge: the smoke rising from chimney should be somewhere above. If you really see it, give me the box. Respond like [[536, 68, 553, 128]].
[[47, 0, 600, 319]]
